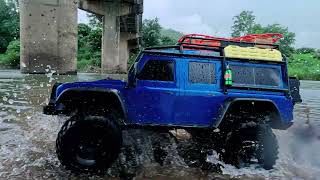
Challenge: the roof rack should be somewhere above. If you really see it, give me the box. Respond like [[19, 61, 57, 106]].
[[177, 33, 282, 50], [144, 33, 284, 95]]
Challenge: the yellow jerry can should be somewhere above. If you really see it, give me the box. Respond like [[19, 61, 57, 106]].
[[224, 45, 282, 62]]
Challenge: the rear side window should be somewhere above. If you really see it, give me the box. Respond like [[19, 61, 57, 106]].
[[189, 62, 216, 84], [230, 65, 281, 87], [138, 60, 174, 81]]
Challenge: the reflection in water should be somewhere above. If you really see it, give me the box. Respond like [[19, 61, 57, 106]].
[[0, 70, 320, 179]]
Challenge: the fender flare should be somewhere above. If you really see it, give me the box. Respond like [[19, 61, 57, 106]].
[[213, 98, 282, 128], [56, 87, 128, 121]]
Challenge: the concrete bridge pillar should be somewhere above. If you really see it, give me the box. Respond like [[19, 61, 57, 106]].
[[20, 0, 142, 74], [101, 2, 121, 73], [80, 0, 142, 74], [119, 32, 139, 72], [20, 0, 77, 74]]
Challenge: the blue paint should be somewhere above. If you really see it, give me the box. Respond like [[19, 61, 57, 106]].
[[50, 49, 295, 129]]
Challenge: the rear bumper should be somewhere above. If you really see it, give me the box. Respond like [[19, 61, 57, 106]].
[[272, 121, 294, 130]]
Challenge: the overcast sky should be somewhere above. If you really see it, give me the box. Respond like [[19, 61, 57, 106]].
[[78, 0, 320, 48]]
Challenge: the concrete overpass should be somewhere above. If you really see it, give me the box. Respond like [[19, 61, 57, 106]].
[[19, 0, 143, 74]]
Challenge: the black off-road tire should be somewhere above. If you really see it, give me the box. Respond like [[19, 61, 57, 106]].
[[257, 124, 279, 170], [222, 123, 278, 170], [56, 114, 122, 174]]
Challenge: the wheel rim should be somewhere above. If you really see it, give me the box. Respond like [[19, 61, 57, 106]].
[[72, 127, 109, 167], [76, 143, 98, 166], [237, 140, 259, 165]]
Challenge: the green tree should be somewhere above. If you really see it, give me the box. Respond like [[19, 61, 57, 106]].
[[77, 23, 102, 71], [231, 11, 255, 38], [141, 18, 162, 47], [249, 24, 296, 56], [0, 40, 20, 67], [161, 28, 184, 41], [88, 14, 103, 29], [160, 36, 176, 46], [231, 11, 296, 56], [0, 0, 19, 53]]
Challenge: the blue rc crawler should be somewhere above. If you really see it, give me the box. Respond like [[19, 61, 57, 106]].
[[44, 34, 302, 173]]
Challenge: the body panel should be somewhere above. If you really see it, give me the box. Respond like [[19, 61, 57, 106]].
[[44, 50, 296, 129]]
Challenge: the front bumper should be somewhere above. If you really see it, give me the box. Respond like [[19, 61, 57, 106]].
[[43, 104, 57, 115], [43, 83, 62, 115]]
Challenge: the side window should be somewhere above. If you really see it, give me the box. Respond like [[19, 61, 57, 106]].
[[138, 60, 174, 81], [189, 62, 215, 84]]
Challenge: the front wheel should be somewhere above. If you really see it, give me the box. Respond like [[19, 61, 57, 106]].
[[56, 114, 122, 174], [222, 124, 278, 170]]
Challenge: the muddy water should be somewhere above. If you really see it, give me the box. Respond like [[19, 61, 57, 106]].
[[0, 70, 319, 179]]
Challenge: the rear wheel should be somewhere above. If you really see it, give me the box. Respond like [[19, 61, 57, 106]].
[[222, 123, 278, 170], [56, 114, 122, 174]]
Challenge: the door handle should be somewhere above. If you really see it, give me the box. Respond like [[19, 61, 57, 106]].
[[164, 91, 174, 95]]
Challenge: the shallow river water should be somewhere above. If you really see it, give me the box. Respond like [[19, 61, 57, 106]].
[[0, 70, 320, 179]]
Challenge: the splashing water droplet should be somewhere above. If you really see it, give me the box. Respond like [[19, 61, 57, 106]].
[[49, 77, 55, 83], [21, 62, 27, 68], [40, 83, 44, 87], [2, 97, 8, 102], [13, 93, 17, 98], [16, 109, 21, 113], [8, 99, 14, 104], [26, 85, 31, 90]]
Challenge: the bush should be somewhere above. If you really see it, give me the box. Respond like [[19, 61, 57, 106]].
[[315, 49, 320, 59], [288, 53, 320, 80], [0, 40, 20, 67], [295, 48, 316, 54]]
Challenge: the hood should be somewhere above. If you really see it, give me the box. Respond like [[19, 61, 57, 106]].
[[55, 79, 127, 98]]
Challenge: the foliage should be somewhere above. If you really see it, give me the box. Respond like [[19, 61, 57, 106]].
[[231, 11, 295, 56], [295, 47, 316, 54], [140, 18, 182, 48], [315, 49, 320, 59], [0, 40, 20, 67], [161, 28, 184, 42], [231, 11, 255, 38], [288, 52, 320, 80], [88, 14, 103, 29], [0, 0, 19, 53], [141, 18, 162, 47], [126, 18, 182, 68], [77, 23, 102, 71], [249, 24, 296, 56]]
